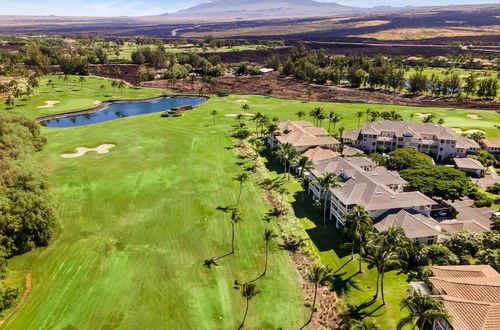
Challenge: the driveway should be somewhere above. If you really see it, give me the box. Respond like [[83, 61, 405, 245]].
[[475, 170, 499, 190]]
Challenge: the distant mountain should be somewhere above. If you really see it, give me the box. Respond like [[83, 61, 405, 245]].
[[169, 0, 391, 19]]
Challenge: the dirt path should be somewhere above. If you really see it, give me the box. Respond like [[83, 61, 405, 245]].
[[0, 273, 32, 326]]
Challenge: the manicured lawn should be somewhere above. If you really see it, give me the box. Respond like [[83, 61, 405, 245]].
[[1, 77, 498, 328], [261, 155, 410, 329]]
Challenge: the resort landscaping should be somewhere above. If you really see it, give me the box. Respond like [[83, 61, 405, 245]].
[[0, 75, 499, 328]]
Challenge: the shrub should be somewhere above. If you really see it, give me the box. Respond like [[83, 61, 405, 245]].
[[486, 183, 500, 195], [216, 89, 230, 97], [160, 110, 182, 118], [473, 198, 493, 208], [0, 287, 20, 312]]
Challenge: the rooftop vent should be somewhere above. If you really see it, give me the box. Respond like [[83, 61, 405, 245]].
[[375, 191, 384, 195]]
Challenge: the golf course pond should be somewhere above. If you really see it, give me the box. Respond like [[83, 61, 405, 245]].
[[39, 96, 208, 128]]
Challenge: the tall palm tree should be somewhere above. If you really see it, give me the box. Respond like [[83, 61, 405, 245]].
[[317, 112, 326, 128], [295, 156, 314, 200], [343, 206, 373, 273], [235, 283, 260, 330], [274, 143, 297, 180], [210, 110, 218, 125], [365, 231, 402, 304], [365, 108, 373, 122], [356, 111, 364, 128], [111, 80, 118, 95], [78, 76, 86, 89], [248, 230, 278, 283], [234, 173, 249, 205], [327, 111, 336, 132], [117, 81, 126, 98], [250, 138, 265, 172], [299, 265, 334, 330], [296, 110, 306, 120], [204, 208, 243, 268], [241, 103, 250, 113], [330, 115, 342, 134], [314, 173, 340, 230], [397, 293, 450, 330]]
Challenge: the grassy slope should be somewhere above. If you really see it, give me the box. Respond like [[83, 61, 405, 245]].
[[1, 77, 499, 328]]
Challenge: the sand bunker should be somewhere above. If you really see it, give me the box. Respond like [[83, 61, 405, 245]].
[[37, 101, 60, 109], [61, 144, 115, 158], [416, 113, 431, 118], [225, 113, 255, 118], [451, 128, 485, 135], [235, 99, 249, 103], [93, 100, 101, 105], [467, 114, 482, 120]]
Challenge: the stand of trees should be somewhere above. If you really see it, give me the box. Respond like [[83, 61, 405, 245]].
[[281, 45, 499, 99], [0, 114, 56, 312]]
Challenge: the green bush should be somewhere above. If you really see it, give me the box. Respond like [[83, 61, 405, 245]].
[[216, 89, 230, 97], [486, 183, 500, 195], [0, 287, 20, 312], [473, 198, 493, 208]]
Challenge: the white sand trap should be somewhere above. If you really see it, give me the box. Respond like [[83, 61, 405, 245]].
[[37, 101, 60, 109], [451, 128, 485, 135], [93, 100, 101, 105], [467, 114, 482, 120], [235, 99, 249, 103], [416, 113, 431, 118], [61, 144, 115, 158], [225, 113, 255, 118]]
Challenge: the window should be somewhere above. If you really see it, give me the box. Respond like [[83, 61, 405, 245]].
[[427, 237, 435, 244]]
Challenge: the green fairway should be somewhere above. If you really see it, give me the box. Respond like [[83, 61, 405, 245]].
[[1, 76, 499, 329]]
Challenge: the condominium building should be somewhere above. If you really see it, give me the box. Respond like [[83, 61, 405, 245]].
[[268, 120, 340, 153], [306, 156, 436, 228], [342, 121, 479, 161]]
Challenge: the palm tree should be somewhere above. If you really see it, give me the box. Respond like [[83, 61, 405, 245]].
[[46, 79, 55, 88], [309, 107, 322, 126], [299, 265, 334, 330], [348, 319, 380, 330], [235, 283, 260, 330], [306, 87, 313, 101], [295, 156, 314, 200], [62, 74, 70, 86], [111, 80, 118, 95], [330, 114, 342, 134], [78, 76, 86, 89], [250, 138, 265, 172], [296, 110, 306, 120], [203, 208, 243, 268], [314, 173, 340, 230], [343, 206, 373, 273], [274, 143, 296, 180], [327, 111, 336, 132], [317, 112, 326, 128], [210, 110, 218, 125], [397, 292, 450, 330], [356, 111, 364, 128], [234, 172, 249, 205], [365, 108, 373, 122], [241, 103, 250, 113], [249, 230, 278, 283], [117, 81, 126, 98]]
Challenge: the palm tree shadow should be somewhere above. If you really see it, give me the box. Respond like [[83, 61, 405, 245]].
[[330, 272, 362, 298], [333, 259, 352, 275], [216, 205, 235, 213], [348, 300, 384, 320]]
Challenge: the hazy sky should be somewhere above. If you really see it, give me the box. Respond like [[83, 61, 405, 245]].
[[0, 0, 497, 16]]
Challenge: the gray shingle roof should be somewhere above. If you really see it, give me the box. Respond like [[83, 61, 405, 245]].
[[374, 209, 442, 238]]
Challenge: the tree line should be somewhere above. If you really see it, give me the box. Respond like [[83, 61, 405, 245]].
[[280, 45, 499, 100], [0, 114, 56, 312]]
